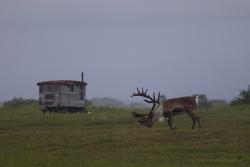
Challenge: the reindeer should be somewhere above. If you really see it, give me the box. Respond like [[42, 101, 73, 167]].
[[131, 88, 201, 131]]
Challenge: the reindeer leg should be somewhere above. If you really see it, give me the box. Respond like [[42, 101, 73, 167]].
[[166, 112, 175, 131], [185, 109, 197, 130], [167, 117, 172, 131], [192, 118, 196, 130], [197, 116, 201, 129]]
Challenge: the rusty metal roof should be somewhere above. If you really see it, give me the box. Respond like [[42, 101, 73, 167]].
[[37, 80, 87, 86]]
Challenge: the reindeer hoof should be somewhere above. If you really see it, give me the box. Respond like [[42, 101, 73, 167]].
[[170, 126, 176, 131]]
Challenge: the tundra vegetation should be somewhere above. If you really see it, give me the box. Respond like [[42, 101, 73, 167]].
[[0, 96, 250, 167]]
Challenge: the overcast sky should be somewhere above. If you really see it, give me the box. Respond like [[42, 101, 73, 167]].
[[1, 0, 250, 102]]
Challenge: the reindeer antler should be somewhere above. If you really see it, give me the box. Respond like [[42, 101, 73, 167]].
[[131, 88, 160, 104], [131, 88, 161, 126]]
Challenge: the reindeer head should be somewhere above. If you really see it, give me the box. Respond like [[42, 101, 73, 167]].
[[131, 88, 161, 127]]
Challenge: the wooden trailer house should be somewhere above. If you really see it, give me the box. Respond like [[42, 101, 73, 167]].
[[37, 73, 87, 113]]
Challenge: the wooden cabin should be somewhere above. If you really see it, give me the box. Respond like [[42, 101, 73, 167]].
[[37, 73, 87, 113]]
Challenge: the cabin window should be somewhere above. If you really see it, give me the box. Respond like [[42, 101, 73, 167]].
[[42, 84, 58, 92], [46, 84, 58, 92], [45, 94, 55, 100], [70, 84, 75, 92], [39, 85, 44, 93]]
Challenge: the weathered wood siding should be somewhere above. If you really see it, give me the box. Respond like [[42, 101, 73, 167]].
[[37, 80, 87, 112]]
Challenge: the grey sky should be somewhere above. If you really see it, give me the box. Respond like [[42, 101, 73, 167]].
[[1, 0, 250, 102]]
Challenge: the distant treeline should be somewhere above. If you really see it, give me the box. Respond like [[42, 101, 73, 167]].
[[89, 97, 148, 108], [231, 85, 250, 105], [89, 95, 227, 108], [197, 85, 250, 106], [90, 97, 125, 107], [194, 94, 227, 108], [3, 97, 38, 107], [3, 84, 250, 108], [1, 96, 225, 108]]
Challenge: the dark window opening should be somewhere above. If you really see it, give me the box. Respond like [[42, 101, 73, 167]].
[[45, 84, 58, 92], [70, 84, 75, 92], [39, 85, 44, 93], [45, 94, 55, 100]]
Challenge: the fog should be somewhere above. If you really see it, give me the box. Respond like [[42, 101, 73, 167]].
[[1, 0, 250, 102]]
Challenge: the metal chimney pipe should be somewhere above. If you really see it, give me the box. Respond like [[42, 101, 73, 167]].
[[81, 72, 84, 100], [81, 72, 84, 83]]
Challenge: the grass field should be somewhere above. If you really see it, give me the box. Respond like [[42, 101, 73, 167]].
[[0, 104, 250, 167]]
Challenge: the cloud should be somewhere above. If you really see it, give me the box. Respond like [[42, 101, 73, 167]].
[[1, 0, 250, 29]]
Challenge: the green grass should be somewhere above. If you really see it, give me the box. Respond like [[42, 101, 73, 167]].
[[0, 104, 250, 167]]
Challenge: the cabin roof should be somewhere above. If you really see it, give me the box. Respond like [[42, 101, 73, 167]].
[[37, 80, 87, 86]]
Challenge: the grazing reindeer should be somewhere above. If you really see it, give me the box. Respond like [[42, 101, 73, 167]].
[[131, 88, 201, 131]]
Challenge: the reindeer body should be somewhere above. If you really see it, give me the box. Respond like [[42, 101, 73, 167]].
[[162, 96, 201, 130], [131, 88, 201, 131], [163, 96, 197, 111]]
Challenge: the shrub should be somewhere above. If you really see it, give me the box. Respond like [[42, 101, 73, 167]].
[[231, 85, 250, 105]]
